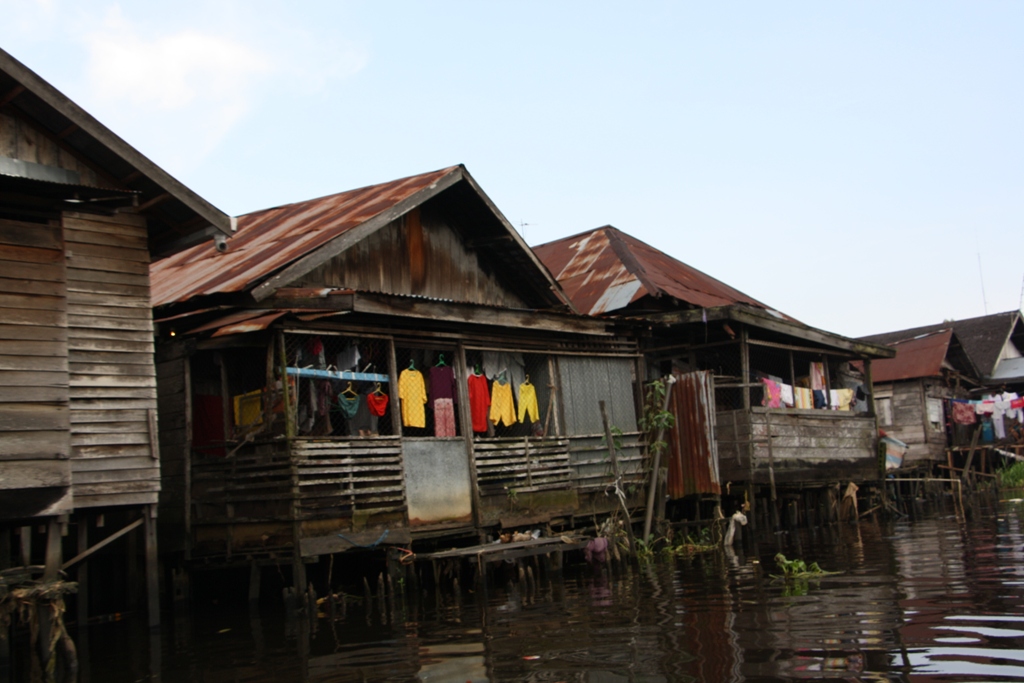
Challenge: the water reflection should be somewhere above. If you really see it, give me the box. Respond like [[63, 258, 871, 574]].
[[71, 496, 1024, 682]]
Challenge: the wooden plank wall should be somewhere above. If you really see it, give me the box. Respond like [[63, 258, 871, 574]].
[[296, 210, 526, 308], [877, 381, 949, 464], [64, 210, 160, 508], [0, 218, 72, 517], [0, 111, 101, 186], [717, 409, 877, 485]]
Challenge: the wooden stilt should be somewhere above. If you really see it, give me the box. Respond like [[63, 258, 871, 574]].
[[19, 525, 31, 567], [77, 517, 89, 627], [43, 517, 62, 582], [249, 561, 262, 604], [144, 505, 160, 628]]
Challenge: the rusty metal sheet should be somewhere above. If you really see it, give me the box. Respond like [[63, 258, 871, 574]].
[[666, 370, 721, 498], [533, 226, 783, 317], [211, 311, 288, 337], [869, 329, 953, 383], [151, 167, 460, 307]]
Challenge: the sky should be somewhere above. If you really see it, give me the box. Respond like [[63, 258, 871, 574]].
[[1, 1, 1022, 338]]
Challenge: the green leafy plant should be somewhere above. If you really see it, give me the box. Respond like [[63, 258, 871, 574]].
[[638, 379, 676, 458], [772, 553, 838, 579], [998, 461, 1024, 488]]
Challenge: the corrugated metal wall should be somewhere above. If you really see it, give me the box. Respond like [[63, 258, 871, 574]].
[[666, 370, 721, 498], [558, 356, 637, 436]]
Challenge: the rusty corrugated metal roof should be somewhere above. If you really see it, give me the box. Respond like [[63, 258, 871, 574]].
[[533, 226, 782, 316], [870, 329, 954, 383], [151, 166, 460, 307]]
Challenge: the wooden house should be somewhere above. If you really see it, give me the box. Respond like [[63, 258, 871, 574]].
[[0, 48, 231, 628], [150, 166, 646, 597], [860, 310, 1024, 470], [534, 226, 894, 520]]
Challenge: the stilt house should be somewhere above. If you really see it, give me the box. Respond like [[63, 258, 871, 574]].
[[534, 227, 893, 515], [150, 166, 645, 592], [0, 48, 231, 626]]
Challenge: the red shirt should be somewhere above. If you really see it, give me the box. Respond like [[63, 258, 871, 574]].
[[467, 374, 490, 432]]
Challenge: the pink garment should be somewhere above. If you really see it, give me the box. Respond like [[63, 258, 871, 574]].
[[810, 362, 826, 391], [761, 379, 782, 408], [433, 398, 456, 437]]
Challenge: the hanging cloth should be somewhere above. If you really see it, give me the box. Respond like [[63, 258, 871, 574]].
[[467, 373, 491, 433], [367, 391, 389, 417], [489, 380, 517, 427], [398, 368, 427, 428], [518, 381, 540, 423]]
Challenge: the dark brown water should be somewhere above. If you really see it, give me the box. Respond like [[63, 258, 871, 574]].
[[73, 496, 1024, 682]]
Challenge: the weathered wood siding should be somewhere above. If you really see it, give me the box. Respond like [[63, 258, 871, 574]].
[[297, 209, 526, 307], [875, 380, 950, 464], [65, 210, 160, 508], [0, 111, 102, 186], [717, 408, 878, 485], [0, 218, 72, 518], [156, 340, 190, 553]]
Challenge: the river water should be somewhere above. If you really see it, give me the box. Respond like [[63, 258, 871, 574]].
[[73, 495, 1024, 682]]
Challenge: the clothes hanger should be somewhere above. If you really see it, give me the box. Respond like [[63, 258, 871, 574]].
[[373, 382, 385, 396], [436, 353, 446, 367], [408, 359, 415, 370], [523, 374, 531, 385], [474, 364, 482, 376], [343, 382, 358, 397]]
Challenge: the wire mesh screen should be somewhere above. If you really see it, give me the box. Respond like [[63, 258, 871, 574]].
[[284, 333, 395, 437], [690, 342, 744, 412]]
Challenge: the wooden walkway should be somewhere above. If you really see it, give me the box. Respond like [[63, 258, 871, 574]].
[[417, 535, 587, 565]]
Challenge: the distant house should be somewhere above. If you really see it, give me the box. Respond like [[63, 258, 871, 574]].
[[150, 166, 647, 597], [859, 310, 1024, 468], [855, 329, 977, 465], [0, 47, 231, 627], [534, 226, 894, 519]]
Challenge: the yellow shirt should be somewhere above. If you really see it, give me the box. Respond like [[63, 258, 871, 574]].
[[398, 368, 427, 428], [518, 382, 539, 423], [489, 381, 517, 427]]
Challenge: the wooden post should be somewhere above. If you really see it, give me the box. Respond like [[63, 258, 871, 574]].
[[643, 375, 676, 543], [249, 561, 262, 604], [42, 517, 62, 583], [20, 525, 31, 567], [765, 413, 780, 531], [600, 400, 635, 554], [961, 425, 982, 486], [455, 341, 483, 526], [77, 517, 88, 627], [144, 504, 160, 628], [277, 331, 294, 439], [740, 327, 751, 410]]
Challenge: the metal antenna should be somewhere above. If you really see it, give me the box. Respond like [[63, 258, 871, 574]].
[[977, 251, 988, 314], [1018, 270, 1024, 311]]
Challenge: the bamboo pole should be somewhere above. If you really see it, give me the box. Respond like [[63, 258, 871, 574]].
[[643, 375, 676, 543]]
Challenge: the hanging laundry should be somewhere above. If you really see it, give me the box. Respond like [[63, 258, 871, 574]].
[[434, 398, 456, 437], [760, 379, 782, 408], [398, 367, 427, 428], [812, 389, 827, 409], [794, 387, 813, 409], [518, 380, 540, 423], [975, 401, 995, 415], [829, 389, 840, 410], [780, 383, 794, 408], [951, 400, 976, 425], [336, 342, 361, 372], [467, 373, 490, 433], [809, 362, 826, 392], [489, 379, 517, 427], [366, 391, 389, 417], [836, 388, 854, 411]]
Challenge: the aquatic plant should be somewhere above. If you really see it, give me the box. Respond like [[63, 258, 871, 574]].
[[998, 461, 1024, 488], [772, 553, 838, 579]]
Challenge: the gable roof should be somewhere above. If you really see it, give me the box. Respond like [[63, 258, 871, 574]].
[[868, 329, 961, 383], [532, 225, 786, 317], [152, 165, 568, 311], [0, 47, 230, 255], [860, 310, 1023, 378]]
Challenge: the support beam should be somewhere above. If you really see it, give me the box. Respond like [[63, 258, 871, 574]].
[[61, 517, 143, 571], [144, 505, 160, 628]]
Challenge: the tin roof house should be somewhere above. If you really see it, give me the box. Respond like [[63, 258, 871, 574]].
[[534, 226, 894, 520], [0, 47, 231, 629], [151, 166, 647, 597]]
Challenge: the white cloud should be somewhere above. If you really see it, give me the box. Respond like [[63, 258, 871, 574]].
[[79, 6, 272, 168]]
